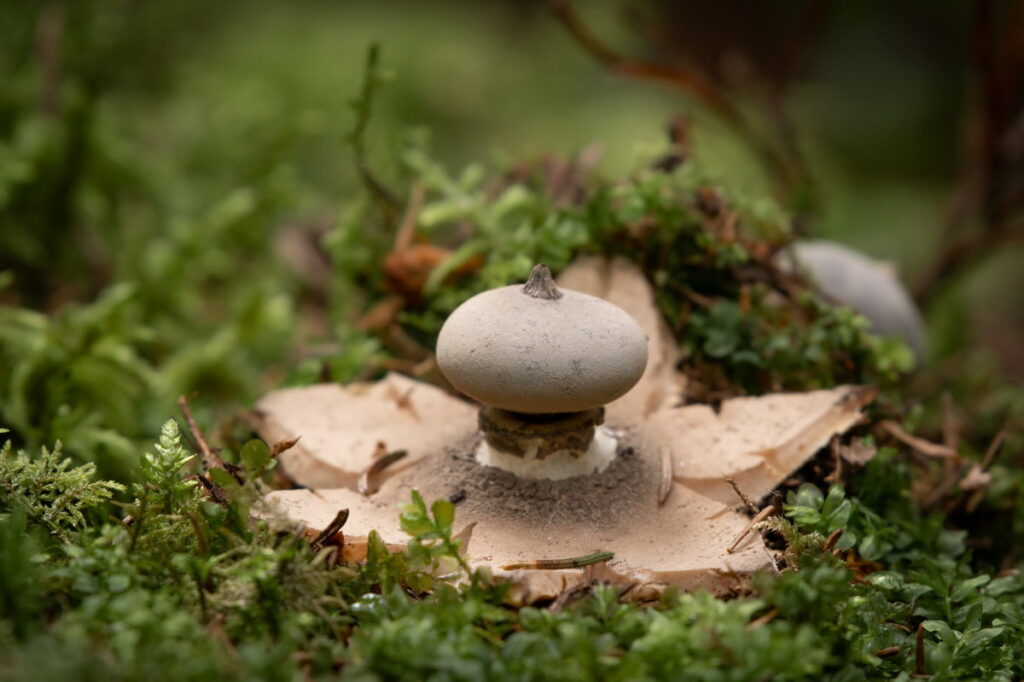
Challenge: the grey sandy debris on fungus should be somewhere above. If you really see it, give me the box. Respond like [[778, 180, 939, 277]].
[[256, 257, 875, 603]]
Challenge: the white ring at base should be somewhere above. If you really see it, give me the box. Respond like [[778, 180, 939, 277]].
[[474, 427, 618, 480]]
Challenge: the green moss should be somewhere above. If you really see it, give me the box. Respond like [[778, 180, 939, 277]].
[[0, 6, 1021, 678]]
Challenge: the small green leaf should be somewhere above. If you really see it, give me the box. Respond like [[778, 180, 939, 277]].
[[208, 468, 236, 490], [431, 499, 455, 532], [240, 439, 271, 472], [921, 620, 960, 643], [399, 512, 433, 538], [793, 483, 824, 510]]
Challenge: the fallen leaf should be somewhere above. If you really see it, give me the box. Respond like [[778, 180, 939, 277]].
[[838, 439, 877, 466], [248, 372, 477, 489]]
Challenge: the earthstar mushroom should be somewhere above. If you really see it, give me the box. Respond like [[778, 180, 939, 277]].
[[254, 256, 875, 603]]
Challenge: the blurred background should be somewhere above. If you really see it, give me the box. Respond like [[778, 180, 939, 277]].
[[1, 0, 1022, 472]]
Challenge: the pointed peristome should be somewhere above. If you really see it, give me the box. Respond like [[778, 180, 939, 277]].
[[522, 264, 562, 300]]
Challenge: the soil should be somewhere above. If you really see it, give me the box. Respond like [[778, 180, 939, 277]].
[[391, 429, 658, 530]]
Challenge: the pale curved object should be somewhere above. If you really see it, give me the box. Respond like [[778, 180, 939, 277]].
[[780, 240, 927, 359], [436, 269, 648, 414]]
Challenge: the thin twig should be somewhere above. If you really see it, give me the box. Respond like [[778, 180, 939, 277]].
[[502, 551, 614, 571], [980, 427, 1009, 469], [548, 584, 591, 613], [727, 505, 775, 554], [549, 0, 733, 116], [178, 395, 225, 471], [349, 44, 400, 210], [357, 449, 407, 495], [823, 528, 844, 553], [913, 0, 1024, 305], [310, 509, 350, 551], [193, 474, 228, 506], [880, 421, 958, 459], [964, 427, 1008, 512], [725, 477, 758, 514], [394, 182, 426, 252], [746, 608, 779, 631]]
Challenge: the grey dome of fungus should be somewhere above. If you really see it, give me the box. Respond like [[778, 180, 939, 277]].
[[436, 264, 649, 414], [778, 240, 927, 360]]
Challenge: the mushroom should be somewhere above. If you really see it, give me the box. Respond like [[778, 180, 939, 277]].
[[436, 264, 648, 480], [777, 240, 927, 360], [255, 257, 875, 602]]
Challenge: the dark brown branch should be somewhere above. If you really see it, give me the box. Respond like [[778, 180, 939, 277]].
[[548, 0, 802, 195], [914, 0, 1024, 304], [549, 0, 735, 118]]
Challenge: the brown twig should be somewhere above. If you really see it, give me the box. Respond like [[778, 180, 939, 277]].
[[394, 182, 426, 252], [915, 623, 927, 676], [549, 0, 733, 116], [310, 509, 349, 551], [548, 0, 800, 194], [926, 425, 1008, 512], [178, 395, 225, 471], [725, 477, 758, 514], [980, 427, 1009, 469], [823, 528, 844, 553], [964, 427, 1008, 512], [502, 551, 614, 571], [548, 584, 591, 613], [357, 449, 407, 495], [193, 474, 228, 506], [746, 607, 779, 631], [727, 505, 776, 554], [879, 421, 958, 459]]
